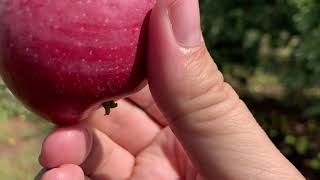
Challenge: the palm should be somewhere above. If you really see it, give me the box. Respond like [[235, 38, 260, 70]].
[[129, 127, 198, 179], [39, 86, 200, 180], [83, 86, 199, 179]]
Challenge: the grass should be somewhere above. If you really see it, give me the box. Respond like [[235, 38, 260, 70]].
[[0, 137, 42, 179], [0, 117, 52, 180]]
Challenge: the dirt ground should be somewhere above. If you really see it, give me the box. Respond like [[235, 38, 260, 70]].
[[0, 117, 52, 180]]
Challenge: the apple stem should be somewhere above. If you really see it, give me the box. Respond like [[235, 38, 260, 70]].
[[102, 101, 118, 115]]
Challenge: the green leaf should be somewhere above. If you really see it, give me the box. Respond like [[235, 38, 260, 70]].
[[307, 119, 318, 133], [268, 129, 279, 138], [295, 136, 310, 155], [284, 135, 296, 145], [309, 158, 320, 170]]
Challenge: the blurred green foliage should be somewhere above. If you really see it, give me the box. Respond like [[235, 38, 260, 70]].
[[200, 0, 320, 179], [0, 80, 31, 122]]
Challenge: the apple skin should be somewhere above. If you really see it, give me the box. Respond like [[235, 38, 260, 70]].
[[0, 0, 155, 125]]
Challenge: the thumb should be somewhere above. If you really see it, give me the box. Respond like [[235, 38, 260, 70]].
[[147, 0, 304, 179]]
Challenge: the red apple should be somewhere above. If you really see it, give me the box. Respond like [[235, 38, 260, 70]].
[[0, 0, 155, 125]]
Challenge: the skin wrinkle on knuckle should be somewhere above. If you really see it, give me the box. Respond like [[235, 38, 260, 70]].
[[182, 81, 229, 117], [170, 81, 246, 136], [190, 82, 238, 118], [179, 45, 221, 102], [178, 100, 243, 137]]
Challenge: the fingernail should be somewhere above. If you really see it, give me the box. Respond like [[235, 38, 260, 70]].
[[167, 0, 202, 47]]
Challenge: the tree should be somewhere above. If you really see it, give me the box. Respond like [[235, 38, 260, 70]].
[[200, 0, 320, 179]]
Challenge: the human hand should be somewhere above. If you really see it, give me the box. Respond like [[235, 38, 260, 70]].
[[36, 0, 306, 179]]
